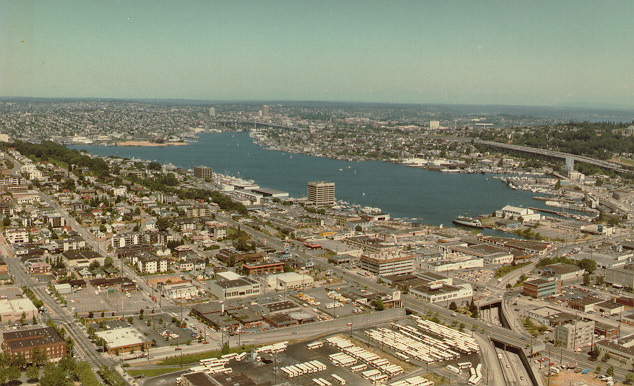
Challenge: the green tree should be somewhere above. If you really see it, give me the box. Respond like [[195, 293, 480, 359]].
[[449, 301, 458, 311], [625, 372, 634, 384], [5, 366, 21, 383], [221, 342, 230, 355], [583, 273, 591, 286], [25, 365, 39, 381], [156, 217, 170, 231], [88, 260, 100, 271], [58, 354, 76, 374], [2, 216, 10, 227], [578, 258, 597, 274], [32, 346, 48, 366], [469, 299, 479, 318], [607, 365, 614, 376], [40, 362, 72, 386], [12, 352, 26, 368], [374, 299, 385, 311]]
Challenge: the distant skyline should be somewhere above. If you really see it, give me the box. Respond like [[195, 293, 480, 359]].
[[1, 1, 633, 109]]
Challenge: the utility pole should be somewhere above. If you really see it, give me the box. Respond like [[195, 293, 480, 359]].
[[547, 346, 552, 386]]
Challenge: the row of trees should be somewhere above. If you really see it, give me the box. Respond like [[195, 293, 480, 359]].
[[537, 255, 597, 273], [2, 140, 110, 177]]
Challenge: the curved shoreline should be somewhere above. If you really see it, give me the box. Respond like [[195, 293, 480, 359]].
[[115, 141, 189, 147]]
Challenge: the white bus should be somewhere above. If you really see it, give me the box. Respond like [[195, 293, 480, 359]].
[[331, 374, 346, 385], [350, 364, 367, 372]]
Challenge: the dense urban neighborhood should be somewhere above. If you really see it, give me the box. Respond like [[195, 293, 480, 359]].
[[0, 100, 634, 385]]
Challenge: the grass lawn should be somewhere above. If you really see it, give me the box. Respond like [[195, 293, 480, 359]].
[[127, 367, 182, 378]]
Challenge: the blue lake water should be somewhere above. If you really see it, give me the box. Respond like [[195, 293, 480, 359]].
[[71, 132, 560, 226]]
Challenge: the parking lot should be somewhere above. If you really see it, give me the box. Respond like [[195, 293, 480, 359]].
[[64, 288, 149, 315], [298, 286, 371, 319], [178, 323, 477, 385], [129, 312, 211, 348]]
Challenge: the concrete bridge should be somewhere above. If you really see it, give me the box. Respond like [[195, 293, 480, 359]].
[[473, 139, 631, 174]]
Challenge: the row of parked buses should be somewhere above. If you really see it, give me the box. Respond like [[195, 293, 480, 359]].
[[311, 374, 347, 385], [280, 360, 327, 378], [468, 363, 483, 385]]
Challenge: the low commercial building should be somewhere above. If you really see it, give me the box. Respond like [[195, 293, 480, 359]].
[[537, 263, 584, 284], [2, 327, 67, 363], [209, 276, 261, 300], [163, 282, 199, 300], [527, 307, 575, 327], [345, 236, 400, 256], [597, 334, 634, 366], [595, 301, 625, 316], [568, 296, 603, 313], [242, 260, 285, 276], [445, 244, 513, 265], [554, 320, 595, 350], [95, 327, 151, 354], [605, 264, 634, 288], [0, 298, 38, 324], [522, 279, 561, 298], [418, 258, 483, 272], [266, 272, 314, 290], [410, 281, 472, 305], [260, 301, 302, 315], [328, 254, 357, 266], [62, 250, 104, 269], [595, 321, 619, 340]]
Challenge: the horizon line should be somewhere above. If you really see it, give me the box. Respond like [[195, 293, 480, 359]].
[[1, 95, 633, 113]]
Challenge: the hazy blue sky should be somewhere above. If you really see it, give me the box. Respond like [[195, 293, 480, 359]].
[[1, 1, 632, 108]]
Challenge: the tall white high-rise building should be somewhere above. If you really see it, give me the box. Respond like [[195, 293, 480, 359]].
[[565, 157, 575, 171], [209, 107, 216, 117], [307, 181, 335, 206]]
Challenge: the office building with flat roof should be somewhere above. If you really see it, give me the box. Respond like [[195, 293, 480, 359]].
[[2, 327, 67, 363], [555, 320, 595, 350], [360, 254, 414, 276], [194, 166, 214, 181], [522, 278, 561, 298], [307, 181, 335, 206]]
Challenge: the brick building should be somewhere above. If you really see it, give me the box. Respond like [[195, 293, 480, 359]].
[[2, 327, 67, 363]]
